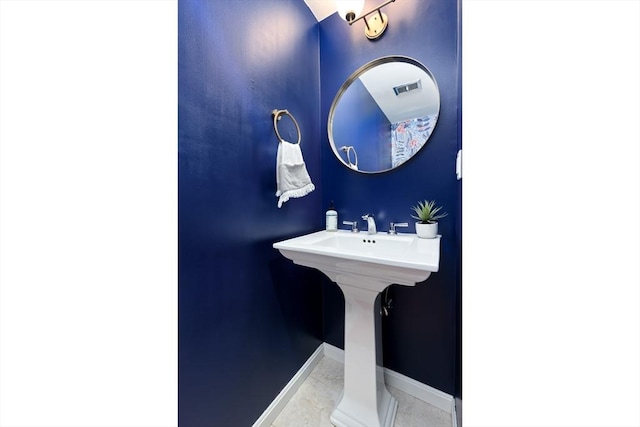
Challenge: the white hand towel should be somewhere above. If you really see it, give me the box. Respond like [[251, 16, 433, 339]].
[[275, 140, 315, 208]]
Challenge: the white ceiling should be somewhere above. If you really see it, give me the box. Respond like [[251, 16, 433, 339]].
[[358, 62, 439, 123], [303, 0, 337, 21]]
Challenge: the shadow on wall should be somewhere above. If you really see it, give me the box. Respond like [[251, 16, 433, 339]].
[[268, 244, 324, 341]]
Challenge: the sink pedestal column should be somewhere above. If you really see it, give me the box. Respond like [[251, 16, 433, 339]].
[[273, 231, 439, 426], [330, 277, 397, 427]]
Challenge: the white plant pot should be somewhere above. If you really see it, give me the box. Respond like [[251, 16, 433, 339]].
[[415, 221, 438, 239]]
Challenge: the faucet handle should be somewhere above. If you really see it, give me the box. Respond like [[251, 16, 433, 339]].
[[387, 222, 409, 235], [342, 220, 359, 232]]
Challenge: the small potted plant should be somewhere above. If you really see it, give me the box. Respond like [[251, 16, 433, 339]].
[[411, 200, 447, 239]]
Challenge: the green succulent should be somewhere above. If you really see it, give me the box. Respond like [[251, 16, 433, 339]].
[[411, 200, 447, 224]]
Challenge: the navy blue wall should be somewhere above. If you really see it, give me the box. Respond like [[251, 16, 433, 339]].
[[319, 0, 462, 397], [178, 1, 323, 425]]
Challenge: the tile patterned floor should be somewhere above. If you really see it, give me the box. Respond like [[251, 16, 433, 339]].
[[271, 356, 452, 427]]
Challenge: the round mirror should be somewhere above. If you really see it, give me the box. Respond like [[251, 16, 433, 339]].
[[328, 56, 440, 173]]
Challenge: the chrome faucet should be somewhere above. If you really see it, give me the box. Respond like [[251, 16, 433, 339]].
[[361, 214, 377, 234]]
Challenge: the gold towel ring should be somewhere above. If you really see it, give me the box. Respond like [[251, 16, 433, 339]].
[[272, 109, 301, 145]]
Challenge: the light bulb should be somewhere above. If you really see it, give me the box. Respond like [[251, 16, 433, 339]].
[[336, 0, 365, 22]]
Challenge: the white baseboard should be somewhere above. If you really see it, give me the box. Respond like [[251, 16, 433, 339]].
[[322, 343, 454, 415], [252, 343, 324, 427], [384, 368, 453, 414], [254, 342, 456, 426], [452, 400, 458, 427], [322, 341, 345, 363]]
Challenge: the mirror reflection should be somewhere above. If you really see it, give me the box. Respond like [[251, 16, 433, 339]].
[[328, 56, 440, 173]]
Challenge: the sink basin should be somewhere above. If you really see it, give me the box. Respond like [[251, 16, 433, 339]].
[[273, 230, 441, 427], [273, 230, 440, 291]]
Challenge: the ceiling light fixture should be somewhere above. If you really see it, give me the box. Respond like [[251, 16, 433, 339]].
[[336, 0, 365, 23]]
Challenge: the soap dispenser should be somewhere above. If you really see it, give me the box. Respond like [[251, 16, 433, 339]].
[[326, 201, 338, 231]]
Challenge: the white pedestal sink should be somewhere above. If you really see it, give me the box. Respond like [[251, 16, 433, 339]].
[[274, 230, 440, 427]]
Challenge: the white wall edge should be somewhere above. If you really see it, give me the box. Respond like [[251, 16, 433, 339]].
[[323, 343, 454, 414], [252, 343, 324, 427]]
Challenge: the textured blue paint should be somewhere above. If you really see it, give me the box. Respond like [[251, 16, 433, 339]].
[[178, 0, 322, 425], [319, 0, 462, 396]]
